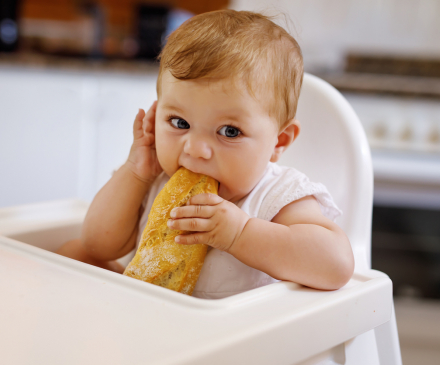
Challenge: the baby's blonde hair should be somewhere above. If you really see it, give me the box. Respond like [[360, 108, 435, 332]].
[[156, 9, 303, 130]]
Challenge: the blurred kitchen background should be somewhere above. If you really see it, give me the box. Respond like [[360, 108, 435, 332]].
[[1, 0, 439, 363]]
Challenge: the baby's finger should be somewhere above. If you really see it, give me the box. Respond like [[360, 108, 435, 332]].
[[143, 100, 158, 134], [167, 217, 214, 232], [186, 193, 223, 206], [170, 205, 214, 219], [175, 232, 211, 246], [133, 108, 146, 140]]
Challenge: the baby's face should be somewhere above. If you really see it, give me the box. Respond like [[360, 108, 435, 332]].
[[155, 71, 279, 202]]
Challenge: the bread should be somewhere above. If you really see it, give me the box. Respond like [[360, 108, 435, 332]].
[[123, 167, 218, 295]]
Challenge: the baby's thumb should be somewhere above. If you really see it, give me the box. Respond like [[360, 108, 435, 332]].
[[143, 101, 157, 134], [133, 108, 146, 140]]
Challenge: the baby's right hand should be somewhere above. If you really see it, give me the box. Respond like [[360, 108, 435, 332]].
[[126, 101, 163, 183]]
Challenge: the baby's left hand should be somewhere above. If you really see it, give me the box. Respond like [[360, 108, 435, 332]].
[[167, 193, 250, 252]]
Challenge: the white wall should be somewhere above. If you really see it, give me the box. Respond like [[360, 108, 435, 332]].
[[230, 0, 440, 72], [0, 66, 158, 207]]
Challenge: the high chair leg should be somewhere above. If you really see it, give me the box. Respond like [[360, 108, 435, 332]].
[[344, 330, 380, 364], [374, 302, 403, 365]]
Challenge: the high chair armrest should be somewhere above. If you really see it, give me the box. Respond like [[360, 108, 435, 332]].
[[0, 199, 89, 236]]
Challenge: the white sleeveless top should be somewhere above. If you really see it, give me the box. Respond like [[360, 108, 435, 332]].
[[136, 162, 341, 300]]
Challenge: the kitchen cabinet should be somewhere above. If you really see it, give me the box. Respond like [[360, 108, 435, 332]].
[[0, 65, 159, 207]]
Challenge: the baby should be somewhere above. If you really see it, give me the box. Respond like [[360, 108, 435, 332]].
[[58, 10, 354, 299]]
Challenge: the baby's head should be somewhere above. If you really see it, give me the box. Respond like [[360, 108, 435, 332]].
[[154, 10, 303, 202]]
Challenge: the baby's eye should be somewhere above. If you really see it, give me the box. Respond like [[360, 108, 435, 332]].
[[170, 118, 190, 129], [218, 126, 241, 138]]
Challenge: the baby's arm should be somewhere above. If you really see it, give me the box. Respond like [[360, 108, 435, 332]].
[[231, 196, 354, 290], [80, 102, 162, 261], [168, 194, 354, 290]]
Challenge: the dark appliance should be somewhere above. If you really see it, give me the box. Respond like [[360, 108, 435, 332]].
[[136, 4, 169, 60], [0, 0, 19, 52]]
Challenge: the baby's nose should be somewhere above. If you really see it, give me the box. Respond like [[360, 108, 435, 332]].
[[183, 137, 212, 160]]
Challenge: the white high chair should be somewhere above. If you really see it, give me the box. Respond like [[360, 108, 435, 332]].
[[0, 74, 402, 365]]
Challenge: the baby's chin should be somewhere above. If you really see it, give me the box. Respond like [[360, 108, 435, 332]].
[[218, 183, 246, 203]]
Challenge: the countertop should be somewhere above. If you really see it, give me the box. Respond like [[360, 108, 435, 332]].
[[0, 53, 160, 75], [2, 52, 440, 98]]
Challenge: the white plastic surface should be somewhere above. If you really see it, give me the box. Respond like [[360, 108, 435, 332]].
[[0, 74, 401, 364], [0, 216, 391, 365]]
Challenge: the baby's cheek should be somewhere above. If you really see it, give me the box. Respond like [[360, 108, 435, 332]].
[[231, 158, 267, 190], [156, 144, 177, 175]]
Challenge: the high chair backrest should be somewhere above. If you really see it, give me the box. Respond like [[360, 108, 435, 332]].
[[277, 73, 373, 271]]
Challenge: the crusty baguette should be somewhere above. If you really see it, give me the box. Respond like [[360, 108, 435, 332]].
[[123, 167, 218, 295]]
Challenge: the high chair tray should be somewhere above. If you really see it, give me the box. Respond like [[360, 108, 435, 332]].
[[0, 200, 392, 365]]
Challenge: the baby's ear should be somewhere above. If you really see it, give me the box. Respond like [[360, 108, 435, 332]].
[[270, 119, 301, 163]]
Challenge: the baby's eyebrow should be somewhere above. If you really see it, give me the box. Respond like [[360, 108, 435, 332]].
[[162, 104, 184, 113], [219, 114, 243, 123]]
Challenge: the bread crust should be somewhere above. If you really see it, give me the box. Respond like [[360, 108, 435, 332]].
[[123, 167, 218, 295]]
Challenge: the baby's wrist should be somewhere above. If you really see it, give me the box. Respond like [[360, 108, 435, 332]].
[[226, 216, 252, 256], [122, 161, 157, 186]]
